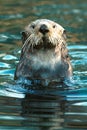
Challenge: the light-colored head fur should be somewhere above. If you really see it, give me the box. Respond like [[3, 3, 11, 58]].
[[21, 19, 66, 53]]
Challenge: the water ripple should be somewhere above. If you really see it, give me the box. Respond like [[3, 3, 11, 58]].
[[2, 55, 17, 60], [0, 62, 10, 68], [0, 14, 23, 20], [0, 33, 21, 42], [0, 69, 15, 76], [68, 45, 87, 50]]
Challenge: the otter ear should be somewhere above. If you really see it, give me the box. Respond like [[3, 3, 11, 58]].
[[62, 29, 67, 40], [21, 31, 27, 44]]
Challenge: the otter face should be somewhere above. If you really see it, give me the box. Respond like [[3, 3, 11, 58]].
[[22, 19, 66, 51]]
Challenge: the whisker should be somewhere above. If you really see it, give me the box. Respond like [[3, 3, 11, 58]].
[[22, 35, 32, 50]]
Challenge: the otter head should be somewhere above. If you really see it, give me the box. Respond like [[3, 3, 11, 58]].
[[21, 19, 66, 52]]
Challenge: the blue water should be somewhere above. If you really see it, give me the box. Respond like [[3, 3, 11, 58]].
[[0, 0, 87, 129]]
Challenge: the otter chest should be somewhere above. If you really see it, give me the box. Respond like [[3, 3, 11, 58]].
[[29, 50, 61, 78]]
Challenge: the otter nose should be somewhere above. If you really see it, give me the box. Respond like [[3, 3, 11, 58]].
[[39, 24, 49, 34]]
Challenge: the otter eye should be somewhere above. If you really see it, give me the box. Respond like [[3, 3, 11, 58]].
[[53, 25, 56, 28], [31, 24, 35, 29]]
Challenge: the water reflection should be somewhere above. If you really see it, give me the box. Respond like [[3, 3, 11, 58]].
[[0, 82, 87, 129], [20, 84, 87, 129], [0, 0, 87, 129], [21, 93, 65, 130]]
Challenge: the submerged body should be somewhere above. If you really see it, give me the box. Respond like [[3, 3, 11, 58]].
[[15, 19, 72, 85]]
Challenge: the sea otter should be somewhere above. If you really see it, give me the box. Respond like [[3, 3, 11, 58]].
[[14, 19, 72, 86]]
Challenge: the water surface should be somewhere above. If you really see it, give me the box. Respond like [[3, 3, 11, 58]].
[[0, 0, 87, 129]]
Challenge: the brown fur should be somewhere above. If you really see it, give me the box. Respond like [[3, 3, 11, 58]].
[[14, 19, 72, 85]]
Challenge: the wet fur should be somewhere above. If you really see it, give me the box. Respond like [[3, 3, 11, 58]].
[[14, 19, 72, 85]]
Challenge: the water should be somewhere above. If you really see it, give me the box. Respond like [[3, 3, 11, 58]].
[[0, 0, 87, 129]]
